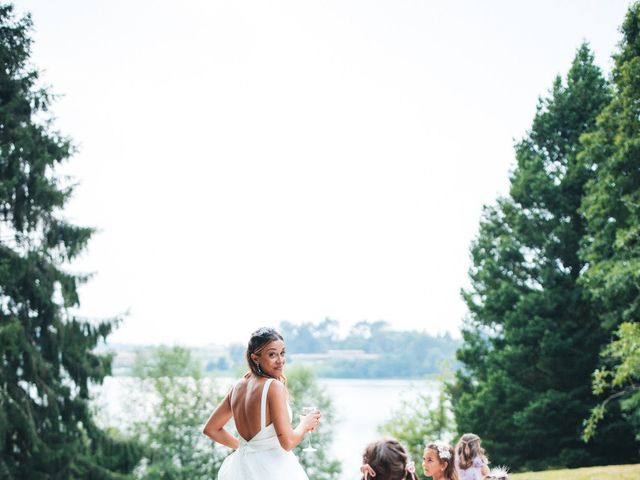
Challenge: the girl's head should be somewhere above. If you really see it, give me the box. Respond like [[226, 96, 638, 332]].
[[455, 433, 487, 470], [245, 327, 286, 381], [361, 438, 417, 480], [422, 442, 456, 480]]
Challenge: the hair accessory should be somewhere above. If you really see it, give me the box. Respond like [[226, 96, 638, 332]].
[[254, 327, 276, 337], [434, 442, 451, 459], [486, 466, 509, 479], [360, 463, 376, 479], [405, 460, 416, 473]]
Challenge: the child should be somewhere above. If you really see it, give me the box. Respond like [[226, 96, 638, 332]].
[[359, 438, 418, 480], [422, 442, 458, 480], [454, 433, 490, 480]]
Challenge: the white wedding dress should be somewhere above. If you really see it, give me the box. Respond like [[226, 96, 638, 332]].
[[217, 378, 309, 480]]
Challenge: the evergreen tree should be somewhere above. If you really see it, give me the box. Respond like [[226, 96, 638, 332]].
[[580, 2, 640, 440], [0, 4, 139, 478], [449, 44, 638, 470]]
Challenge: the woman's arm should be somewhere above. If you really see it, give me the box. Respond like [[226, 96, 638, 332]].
[[202, 392, 240, 449], [268, 381, 320, 451]]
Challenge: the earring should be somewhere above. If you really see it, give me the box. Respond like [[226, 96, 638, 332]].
[[255, 362, 262, 374]]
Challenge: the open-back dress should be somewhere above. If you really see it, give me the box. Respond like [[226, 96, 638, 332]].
[[217, 378, 309, 480]]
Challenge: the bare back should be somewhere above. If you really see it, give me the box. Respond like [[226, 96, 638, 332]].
[[229, 376, 273, 441]]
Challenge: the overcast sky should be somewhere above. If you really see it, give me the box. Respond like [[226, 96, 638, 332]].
[[17, 0, 633, 346]]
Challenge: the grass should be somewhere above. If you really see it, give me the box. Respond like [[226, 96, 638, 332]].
[[509, 464, 640, 480]]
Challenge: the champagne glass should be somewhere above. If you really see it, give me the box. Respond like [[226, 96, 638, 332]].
[[300, 406, 318, 453]]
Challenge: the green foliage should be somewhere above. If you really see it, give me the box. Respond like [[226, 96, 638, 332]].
[[450, 43, 639, 471], [286, 364, 342, 480], [0, 3, 140, 477], [379, 380, 454, 477], [583, 322, 640, 440], [129, 346, 226, 480], [280, 319, 460, 378], [579, 3, 640, 442], [132, 345, 202, 379], [281, 319, 341, 354]]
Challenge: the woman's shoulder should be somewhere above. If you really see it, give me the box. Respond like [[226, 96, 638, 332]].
[[263, 378, 287, 402], [227, 377, 246, 397], [232, 377, 249, 391], [267, 377, 286, 391], [240, 375, 284, 392]]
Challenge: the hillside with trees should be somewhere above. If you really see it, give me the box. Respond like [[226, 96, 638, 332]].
[[279, 319, 459, 378]]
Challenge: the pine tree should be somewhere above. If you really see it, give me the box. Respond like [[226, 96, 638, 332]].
[[449, 44, 639, 470], [580, 2, 640, 440], [0, 4, 140, 478]]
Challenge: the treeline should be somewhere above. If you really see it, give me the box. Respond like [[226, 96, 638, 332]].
[[110, 320, 460, 379], [449, 4, 640, 472], [278, 319, 460, 378]]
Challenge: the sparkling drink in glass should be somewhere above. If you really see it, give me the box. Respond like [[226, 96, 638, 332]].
[[300, 406, 318, 453]]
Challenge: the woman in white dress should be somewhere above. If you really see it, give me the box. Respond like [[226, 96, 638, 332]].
[[203, 327, 321, 480]]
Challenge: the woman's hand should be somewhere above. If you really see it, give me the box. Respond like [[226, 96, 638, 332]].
[[299, 409, 321, 432]]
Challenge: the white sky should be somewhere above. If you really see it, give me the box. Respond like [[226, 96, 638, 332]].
[[17, 0, 633, 346]]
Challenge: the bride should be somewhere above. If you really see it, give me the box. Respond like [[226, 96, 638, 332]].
[[203, 327, 321, 479]]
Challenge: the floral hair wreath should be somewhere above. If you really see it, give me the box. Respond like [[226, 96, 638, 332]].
[[432, 442, 451, 459], [486, 466, 510, 479]]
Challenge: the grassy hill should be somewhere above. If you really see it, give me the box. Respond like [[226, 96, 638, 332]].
[[510, 464, 640, 480]]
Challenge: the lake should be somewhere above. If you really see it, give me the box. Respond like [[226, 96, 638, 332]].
[[320, 378, 440, 479], [94, 376, 440, 479]]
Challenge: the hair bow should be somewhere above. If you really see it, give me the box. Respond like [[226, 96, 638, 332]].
[[405, 460, 416, 473], [360, 463, 376, 479]]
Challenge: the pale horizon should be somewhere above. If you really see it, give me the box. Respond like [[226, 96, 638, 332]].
[[18, 0, 634, 346]]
